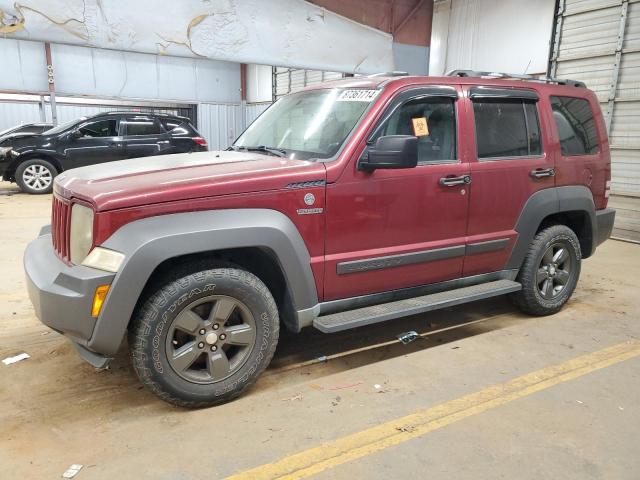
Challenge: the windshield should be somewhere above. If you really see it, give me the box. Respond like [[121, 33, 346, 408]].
[[43, 117, 87, 135], [234, 88, 378, 160]]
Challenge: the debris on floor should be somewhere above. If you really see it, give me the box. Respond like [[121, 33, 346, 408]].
[[281, 393, 303, 402], [314, 355, 328, 363], [395, 425, 417, 433], [373, 384, 382, 390], [329, 381, 363, 391], [397, 331, 420, 345], [62, 464, 83, 478], [2, 352, 30, 365]]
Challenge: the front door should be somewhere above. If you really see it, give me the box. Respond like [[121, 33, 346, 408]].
[[121, 115, 172, 158], [62, 117, 124, 169], [461, 85, 556, 277], [323, 86, 470, 301]]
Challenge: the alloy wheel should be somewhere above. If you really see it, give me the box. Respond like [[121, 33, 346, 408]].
[[22, 164, 53, 191], [537, 241, 572, 299], [165, 295, 257, 384]]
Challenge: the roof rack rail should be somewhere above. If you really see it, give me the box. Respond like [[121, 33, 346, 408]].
[[367, 71, 410, 77], [445, 69, 586, 88]]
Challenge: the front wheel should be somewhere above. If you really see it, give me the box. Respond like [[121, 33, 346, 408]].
[[15, 159, 58, 194], [511, 225, 582, 316], [129, 268, 279, 407]]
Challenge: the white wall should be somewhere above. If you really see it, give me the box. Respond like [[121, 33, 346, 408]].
[[429, 0, 555, 76], [0, 0, 394, 74], [246, 64, 273, 104], [0, 39, 241, 104], [393, 43, 430, 75]]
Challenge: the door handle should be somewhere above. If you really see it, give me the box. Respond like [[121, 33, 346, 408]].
[[158, 140, 170, 145], [439, 175, 471, 187], [530, 168, 555, 178], [107, 142, 121, 148]]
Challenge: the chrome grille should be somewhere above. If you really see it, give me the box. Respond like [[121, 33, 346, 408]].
[[51, 195, 71, 261]]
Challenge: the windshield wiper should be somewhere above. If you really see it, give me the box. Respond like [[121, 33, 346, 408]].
[[230, 145, 287, 157]]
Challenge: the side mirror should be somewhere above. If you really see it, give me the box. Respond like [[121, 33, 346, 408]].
[[359, 135, 418, 171], [69, 129, 82, 140]]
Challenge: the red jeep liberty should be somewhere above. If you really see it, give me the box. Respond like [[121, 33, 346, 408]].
[[25, 71, 615, 407]]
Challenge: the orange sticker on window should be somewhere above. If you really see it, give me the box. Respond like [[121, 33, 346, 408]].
[[412, 117, 429, 137]]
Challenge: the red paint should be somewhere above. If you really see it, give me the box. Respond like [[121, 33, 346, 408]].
[[52, 75, 610, 303]]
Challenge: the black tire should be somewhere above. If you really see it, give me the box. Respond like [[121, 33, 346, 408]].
[[511, 225, 582, 316], [129, 268, 279, 408], [15, 159, 57, 194]]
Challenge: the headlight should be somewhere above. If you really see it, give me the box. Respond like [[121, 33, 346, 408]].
[[69, 203, 94, 264], [82, 247, 125, 272], [0, 146, 12, 157]]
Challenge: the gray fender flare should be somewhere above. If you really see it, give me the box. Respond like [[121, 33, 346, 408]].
[[506, 186, 596, 270], [88, 209, 318, 355]]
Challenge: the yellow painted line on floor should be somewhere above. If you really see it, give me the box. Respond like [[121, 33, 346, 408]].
[[227, 340, 640, 480]]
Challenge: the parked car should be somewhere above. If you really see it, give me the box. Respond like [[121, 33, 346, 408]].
[[0, 112, 207, 194], [0, 122, 53, 146], [24, 71, 615, 407]]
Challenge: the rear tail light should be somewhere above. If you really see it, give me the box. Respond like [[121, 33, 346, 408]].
[[192, 137, 208, 147], [605, 180, 611, 198]]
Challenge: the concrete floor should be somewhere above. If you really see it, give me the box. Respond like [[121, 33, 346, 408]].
[[0, 181, 639, 479]]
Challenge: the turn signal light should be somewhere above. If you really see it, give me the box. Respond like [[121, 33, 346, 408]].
[[91, 284, 111, 317]]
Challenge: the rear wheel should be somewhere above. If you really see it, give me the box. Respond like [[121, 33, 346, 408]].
[[511, 225, 581, 316], [15, 159, 57, 194], [129, 267, 279, 407]]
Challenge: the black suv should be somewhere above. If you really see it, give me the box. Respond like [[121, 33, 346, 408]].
[[0, 112, 207, 194]]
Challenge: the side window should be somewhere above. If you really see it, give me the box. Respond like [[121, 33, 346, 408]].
[[378, 96, 457, 163], [124, 117, 163, 136], [550, 96, 599, 155], [78, 119, 118, 138], [473, 99, 542, 159], [160, 119, 190, 135]]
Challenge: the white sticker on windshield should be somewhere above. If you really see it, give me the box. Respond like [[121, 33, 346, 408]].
[[337, 89, 380, 102]]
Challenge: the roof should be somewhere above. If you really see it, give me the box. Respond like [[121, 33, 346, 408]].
[[301, 72, 590, 95], [84, 111, 190, 121]]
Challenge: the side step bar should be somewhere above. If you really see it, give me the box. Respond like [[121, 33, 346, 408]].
[[313, 280, 521, 333]]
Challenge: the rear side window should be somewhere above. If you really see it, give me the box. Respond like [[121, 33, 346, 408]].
[[124, 117, 162, 136], [550, 96, 599, 155], [160, 118, 192, 135], [473, 99, 542, 159]]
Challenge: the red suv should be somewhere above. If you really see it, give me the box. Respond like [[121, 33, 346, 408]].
[[24, 71, 615, 407]]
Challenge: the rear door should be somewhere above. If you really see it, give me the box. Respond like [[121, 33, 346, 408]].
[[121, 115, 172, 158], [462, 86, 555, 277]]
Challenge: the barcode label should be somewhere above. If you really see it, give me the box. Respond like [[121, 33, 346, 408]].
[[337, 89, 380, 102]]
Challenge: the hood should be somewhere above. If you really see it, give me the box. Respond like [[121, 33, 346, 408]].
[[54, 151, 327, 211], [0, 132, 43, 146]]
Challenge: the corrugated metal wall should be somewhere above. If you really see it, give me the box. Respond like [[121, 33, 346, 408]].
[[197, 103, 244, 151], [244, 103, 271, 126], [429, 0, 556, 75], [0, 101, 43, 131], [551, 0, 640, 241], [273, 68, 345, 99]]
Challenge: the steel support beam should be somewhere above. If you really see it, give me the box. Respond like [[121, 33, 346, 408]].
[[605, 0, 629, 132]]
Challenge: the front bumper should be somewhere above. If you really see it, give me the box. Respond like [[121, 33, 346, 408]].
[[24, 226, 115, 366], [596, 208, 616, 246]]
